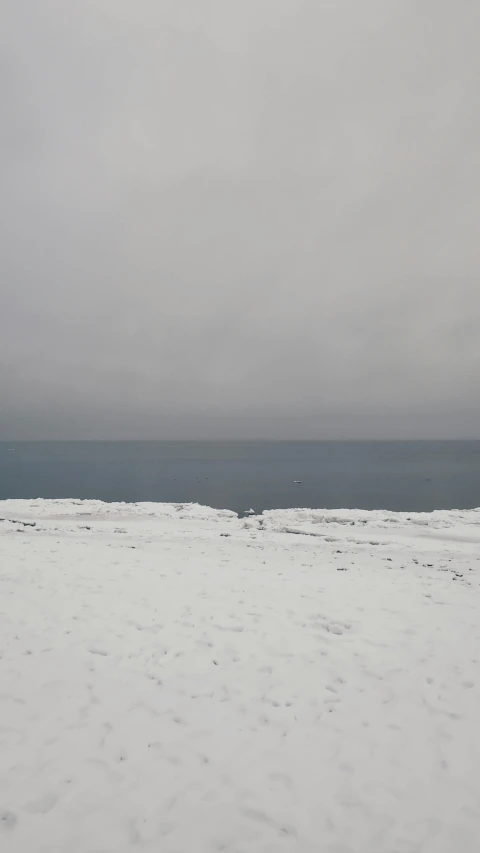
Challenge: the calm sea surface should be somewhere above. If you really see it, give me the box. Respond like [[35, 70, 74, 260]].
[[1, 441, 480, 516]]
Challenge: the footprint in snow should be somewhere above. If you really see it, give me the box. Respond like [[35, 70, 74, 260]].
[[324, 623, 350, 635], [0, 811, 17, 830]]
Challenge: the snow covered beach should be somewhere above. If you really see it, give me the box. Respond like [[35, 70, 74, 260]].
[[1, 500, 480, 852]]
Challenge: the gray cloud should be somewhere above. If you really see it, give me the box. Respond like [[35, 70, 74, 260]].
[[1, 0, 479, 439]]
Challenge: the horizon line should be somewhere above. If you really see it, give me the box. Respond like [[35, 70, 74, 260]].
[[2, 438, 480, 444]]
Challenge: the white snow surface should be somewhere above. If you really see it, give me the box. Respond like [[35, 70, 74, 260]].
[[1, 499, 480, 852]]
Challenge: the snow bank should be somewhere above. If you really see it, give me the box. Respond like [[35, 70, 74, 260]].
[[1, 500, 480, 852]]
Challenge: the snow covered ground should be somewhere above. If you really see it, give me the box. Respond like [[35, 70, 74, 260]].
[[1, 499, 480, 853]]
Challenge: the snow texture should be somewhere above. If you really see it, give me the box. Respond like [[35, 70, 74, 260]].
[[1, 499, 480, 852]]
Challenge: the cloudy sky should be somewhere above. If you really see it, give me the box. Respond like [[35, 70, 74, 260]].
[[1, 0, 479, 439]]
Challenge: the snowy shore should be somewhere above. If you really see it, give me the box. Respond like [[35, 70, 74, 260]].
[[1, 499, 480, 852]]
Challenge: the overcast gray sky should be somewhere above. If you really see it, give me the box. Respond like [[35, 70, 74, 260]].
[[1, 0, 479, 439]]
